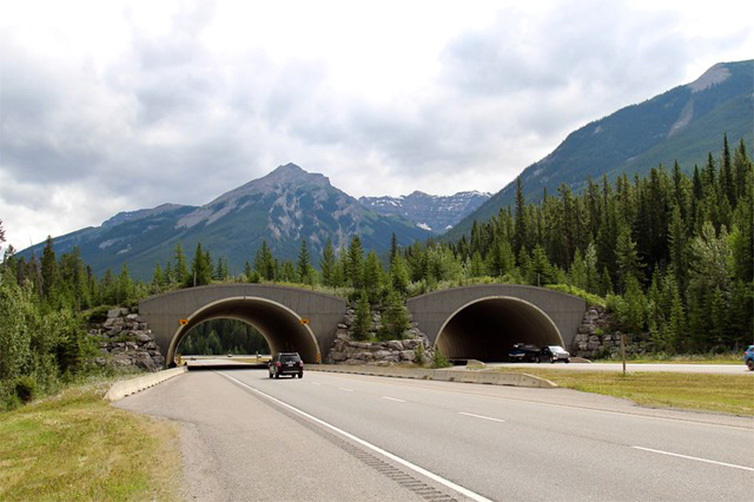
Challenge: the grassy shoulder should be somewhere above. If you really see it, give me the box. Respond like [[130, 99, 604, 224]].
[[0, 380, 181, 502], [592, 354, 742, 365], [500, 368, 754, 417]]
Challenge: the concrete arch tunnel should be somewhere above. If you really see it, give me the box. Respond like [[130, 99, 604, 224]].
[[167, 297, 320, 365], [435, 297, 565, 361], [140, 284, 586, 367], [407, 285, 587, 362], [139, 284, 348, 366]]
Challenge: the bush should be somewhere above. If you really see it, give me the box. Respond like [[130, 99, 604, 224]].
[[13, 375, 38, 403], [546, 284, 606, 308], [432, 348, 451, 368], [414, 344, 426, 366]]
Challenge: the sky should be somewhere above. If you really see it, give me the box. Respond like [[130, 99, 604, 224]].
[[1, 0, 752, 252]]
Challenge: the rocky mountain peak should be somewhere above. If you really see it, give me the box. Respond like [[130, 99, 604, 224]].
[[688, 62, 731, 93]]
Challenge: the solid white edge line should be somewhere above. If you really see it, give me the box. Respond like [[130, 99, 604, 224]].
[[311, 382, 321, 386], [219, 372, 493, 502], [382, 396, 406, 402], [339, 387, 354, 392], [632, 446, 754, 472], [458, 412, 506, 423]]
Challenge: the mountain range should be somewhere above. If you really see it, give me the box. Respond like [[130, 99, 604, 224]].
[[447, 59, 753, 239], [359, 191, 490, 233], [22, 164, 443, 279], [20, 60, 751, 279]]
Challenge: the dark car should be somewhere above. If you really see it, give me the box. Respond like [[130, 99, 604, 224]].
[[538, 345, 570, 363], [744, 345, 754, 371], [508, 343, 541, 362], [269, 352, 304, 379]]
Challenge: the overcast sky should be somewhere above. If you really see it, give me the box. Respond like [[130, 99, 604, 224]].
[[1, 0, 752, 251]]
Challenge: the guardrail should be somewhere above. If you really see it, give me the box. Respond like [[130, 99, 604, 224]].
[[308, 365, 557, 388], [104, 366, 188, 401]]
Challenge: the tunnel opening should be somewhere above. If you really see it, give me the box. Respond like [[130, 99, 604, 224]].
[[435, 297, 564, 363], [167, 297, 320, 365], [178, 319, 270, 356]]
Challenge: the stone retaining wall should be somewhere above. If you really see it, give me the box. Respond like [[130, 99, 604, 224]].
[[90, 308, 165, 371], [325, 303, 435, 365]]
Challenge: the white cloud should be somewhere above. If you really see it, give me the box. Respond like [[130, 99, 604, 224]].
[[1, 0, 752, 250]]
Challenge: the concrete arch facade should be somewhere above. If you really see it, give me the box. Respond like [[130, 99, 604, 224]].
[[139, 284, 347, 365], [407, 285, 586, 362]]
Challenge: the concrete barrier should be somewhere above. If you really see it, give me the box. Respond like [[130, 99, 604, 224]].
[[104, 366, 188, 402], [308, 365, 556, 388]]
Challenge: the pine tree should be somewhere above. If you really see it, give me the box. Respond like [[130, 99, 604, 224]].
[[347, 235, 364, 289], [297, 239, 312, 284], [389, 232, 398, 264], [117, 264, 134, 304], [174, 243, 189, 286], [389, 254, 410, 294], [352, 291, 371, 341], [189, 242, 212, 287], [151, 263, 164, 293], [320, 238, 335, 287], [363, 251, 383, 303], [378, 289, 410, 341], [40, 236, 58, 302], [513, 177, 527, 256], [615, 224, 643, 290], [254, 240, 275, 281]]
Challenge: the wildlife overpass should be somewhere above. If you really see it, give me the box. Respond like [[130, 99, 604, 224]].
[[139, 284, 586, 367]]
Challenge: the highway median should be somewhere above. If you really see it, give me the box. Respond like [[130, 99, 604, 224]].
[[309, 364, 557, 388]]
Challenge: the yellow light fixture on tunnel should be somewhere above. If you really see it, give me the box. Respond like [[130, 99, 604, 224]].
[[300, 318, 309, 325], [178, 319, 189, 326]]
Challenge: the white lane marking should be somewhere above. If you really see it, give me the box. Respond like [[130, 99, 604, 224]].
[[632, 446, 754, 472], [219, 373, 493, 502], [339, 387, 354, 392], [382, 396, 406, 403], [459, 412, 505, 423], [311, 382, 321, 386]]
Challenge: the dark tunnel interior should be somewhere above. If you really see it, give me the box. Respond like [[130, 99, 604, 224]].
[[436, 298, 563, 362], [169, 298, 319, 363]]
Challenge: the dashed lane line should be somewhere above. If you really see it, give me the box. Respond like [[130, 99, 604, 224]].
[[383, 396, 407, 403], [458, 412, 505, 423]]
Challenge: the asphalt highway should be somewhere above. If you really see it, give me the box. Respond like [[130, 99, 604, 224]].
[[116, 369, 754, 501]]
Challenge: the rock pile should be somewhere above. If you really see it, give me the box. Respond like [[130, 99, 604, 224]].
[[89, 308, 165, 372], [573, 306, 625, 359], [326, 304, 434, 365]]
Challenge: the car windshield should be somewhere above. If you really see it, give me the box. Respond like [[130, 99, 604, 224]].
[[281, 354, 301, 362], [548, 346, 565, 351]]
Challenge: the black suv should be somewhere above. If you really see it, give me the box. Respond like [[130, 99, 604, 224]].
[[268, 352, 304, 379]]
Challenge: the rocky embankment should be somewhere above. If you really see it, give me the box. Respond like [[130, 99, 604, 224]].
[[89, 308, 165, 372], [326, 304, 434, 365]]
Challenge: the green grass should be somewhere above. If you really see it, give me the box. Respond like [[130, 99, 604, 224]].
[[501, 369, 754, 417], [0, 381, 181, 502], [593, 353, 743, 365]]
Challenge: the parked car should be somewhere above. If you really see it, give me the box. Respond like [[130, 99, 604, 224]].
[[538, 345, 570, 363], [269, 352, 304, 379], [508, 343, 541, 362], [744, 345, 754, 371]]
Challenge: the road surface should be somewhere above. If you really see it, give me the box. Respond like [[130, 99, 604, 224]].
[[116, 368, 753, 501]]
